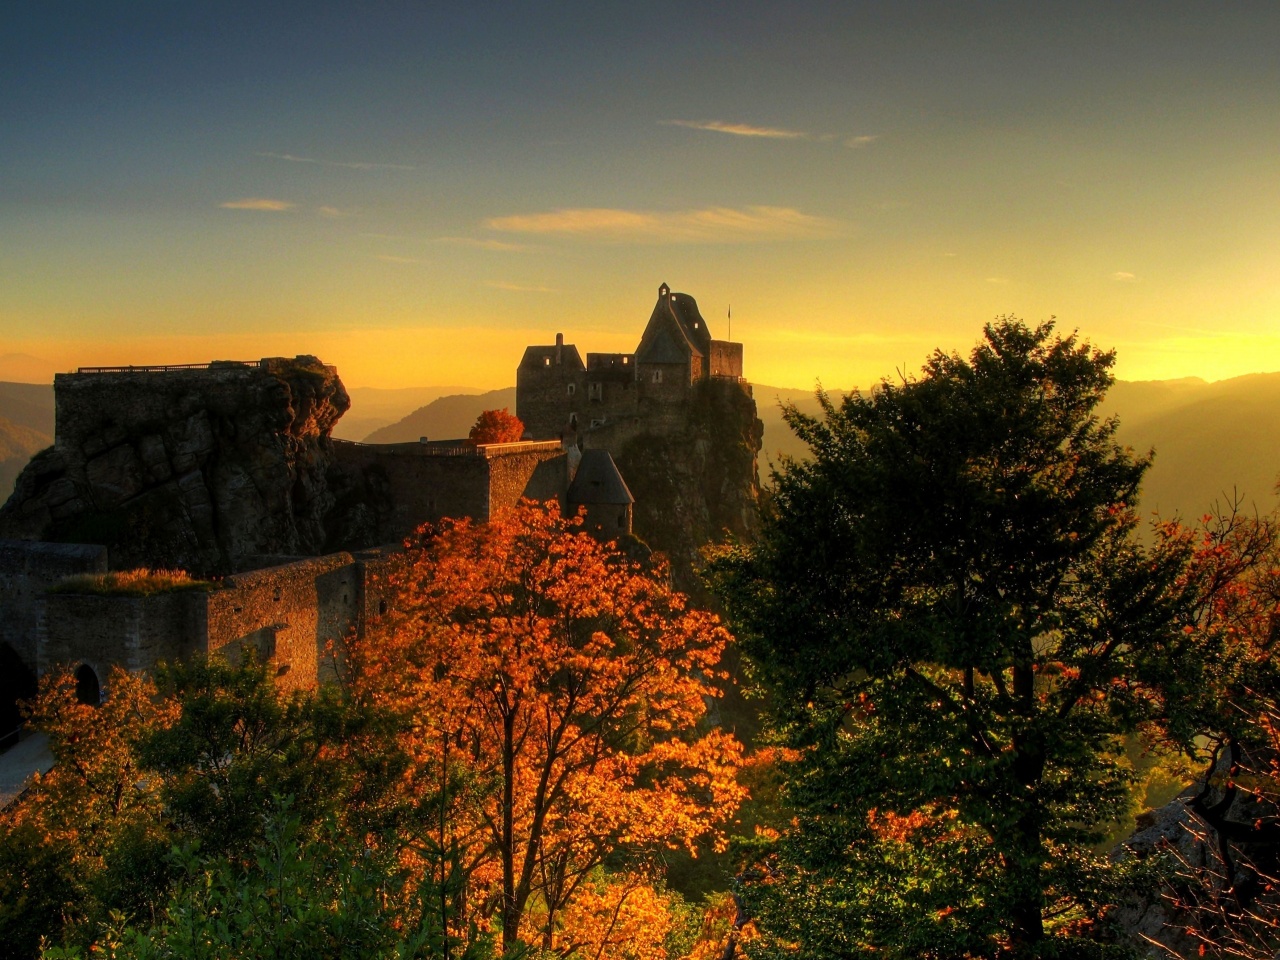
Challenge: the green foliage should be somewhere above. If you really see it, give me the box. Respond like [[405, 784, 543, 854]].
[[709, 320, 1236, 958], [42, 803, 494, 960]]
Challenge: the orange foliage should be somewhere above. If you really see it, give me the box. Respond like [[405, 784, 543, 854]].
[[350, 501, 746, 952], [4, 667, 177, 864], [554, 871, 677, 960], [468, 407, 524, 444]]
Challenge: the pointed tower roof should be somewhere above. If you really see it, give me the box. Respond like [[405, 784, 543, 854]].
[[635, 282, 713, 363], [566, 449, 635, 505]]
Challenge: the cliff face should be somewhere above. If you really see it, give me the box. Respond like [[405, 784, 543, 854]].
[[605, 380, 762, 595], [0, 358, 349, 575]]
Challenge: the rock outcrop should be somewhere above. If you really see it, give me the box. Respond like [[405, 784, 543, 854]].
[[1113, 748, 1280, 958], [0, 358, 349, 575], [600, 379, 762, 596]]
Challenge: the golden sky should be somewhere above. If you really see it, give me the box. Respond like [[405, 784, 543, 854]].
[[2, 3, 1278, 391]]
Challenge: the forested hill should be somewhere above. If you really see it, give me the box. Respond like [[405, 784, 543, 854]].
[[0, 382, 54, 499], [359, 387, 517, 444], [755, 374, 1280, 524]]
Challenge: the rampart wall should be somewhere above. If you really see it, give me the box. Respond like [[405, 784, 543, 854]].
[[43, 591, 202, 685], [205, 552, 362, 689], [330, 440, 567, 542], [0, 540, 107, 670], [32, 545, 405, 693]]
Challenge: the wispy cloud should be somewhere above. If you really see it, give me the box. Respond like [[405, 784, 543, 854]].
[[434, 236, 529, 252], [220, 198, 294, 211], [375, 254, 423, 264], [318, 206, 356, 218], [485, 205, 841, 244], [663, 119, 808, 140], [259, 151, 416, 171], [664, 121, 880, 150], [486, 281, 556, 293], [1113, 271, 1137, 282]]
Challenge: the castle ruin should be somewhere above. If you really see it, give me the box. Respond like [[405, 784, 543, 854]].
[[0, 283, 761, 740]]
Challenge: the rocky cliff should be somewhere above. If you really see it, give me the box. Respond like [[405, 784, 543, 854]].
[[597, 379, 762, 596], [0, 358, 349, 575]]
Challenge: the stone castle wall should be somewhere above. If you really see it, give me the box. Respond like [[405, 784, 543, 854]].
[[43, 591, 203, 684], [328, 440, 567, 545], [204, 552, 362, 690], [37, 547, 404, 692], [0, 540, 107, 672]]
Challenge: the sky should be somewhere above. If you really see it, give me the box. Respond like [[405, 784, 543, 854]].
[[2, 1, 1279, 391]]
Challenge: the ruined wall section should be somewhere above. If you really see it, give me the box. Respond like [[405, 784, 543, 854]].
[[326, 440, 567, 548], [0, 358, 349, 576], [40, 551, 372, 692], [483, 444, 568, 516], [43, 591, 203, 682], [0, 540, 107, 673], [206, 553, 360, 691]]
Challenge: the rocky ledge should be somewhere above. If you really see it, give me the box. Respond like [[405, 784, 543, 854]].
[[0, 357, 349, 575]]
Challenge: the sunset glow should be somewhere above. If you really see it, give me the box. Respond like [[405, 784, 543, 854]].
[[3, 3, 1278, 391]]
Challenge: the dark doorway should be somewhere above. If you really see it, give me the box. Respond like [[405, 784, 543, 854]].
[[0, 643, 38, 750], [74, 664, 100, 706]]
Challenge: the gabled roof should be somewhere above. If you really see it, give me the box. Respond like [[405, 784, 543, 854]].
[[635, 282, 713, 364], [566, 449, 634, 505], [638, 329, 687, 365], [519, 343, 585, 371]]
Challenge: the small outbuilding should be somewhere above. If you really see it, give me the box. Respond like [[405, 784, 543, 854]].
[[566, 449, 634, 538]]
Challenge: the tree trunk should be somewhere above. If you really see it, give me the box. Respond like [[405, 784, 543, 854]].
[[1007, 660, 1046, 955], [501, 706, 519, 953]]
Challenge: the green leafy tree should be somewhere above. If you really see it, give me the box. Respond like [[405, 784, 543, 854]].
[[709, 320, 1258, 958]]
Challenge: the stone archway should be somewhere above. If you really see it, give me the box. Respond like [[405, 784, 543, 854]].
[[74, 664, 100, 706]]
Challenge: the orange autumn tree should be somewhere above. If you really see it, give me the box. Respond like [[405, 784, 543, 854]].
[[468, 408, 524, 444], [351, 500, 746, 954]]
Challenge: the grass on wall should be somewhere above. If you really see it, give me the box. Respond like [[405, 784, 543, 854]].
[[51, 568, 214, 597]]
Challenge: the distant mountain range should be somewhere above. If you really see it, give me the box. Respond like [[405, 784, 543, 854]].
[[0, 382, 54, 498], [3, 374, 1277, 525], [360, 388, 516, 444]]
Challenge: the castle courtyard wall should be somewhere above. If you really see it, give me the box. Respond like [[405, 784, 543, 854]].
[[205, 552, 361, 690], [42, 591, 204, 685], [0, 540, 108, 672]]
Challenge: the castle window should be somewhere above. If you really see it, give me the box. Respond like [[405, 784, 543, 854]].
[[543, 357, 550, 366], [591, 418, 605, 429], [589, 382, 603, 401], [567, 383, 576, 396], [651, 369, 663, 383], [569, 414, 578, 429], [622, 356, 629, 364]]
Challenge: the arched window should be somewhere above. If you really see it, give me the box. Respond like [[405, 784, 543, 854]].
[[75, 664, 100, 706], [567, 383, 576, 396]]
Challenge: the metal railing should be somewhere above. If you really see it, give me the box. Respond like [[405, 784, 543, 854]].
[[332, 438, 564, 457], [75, 361, 260, 374]]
